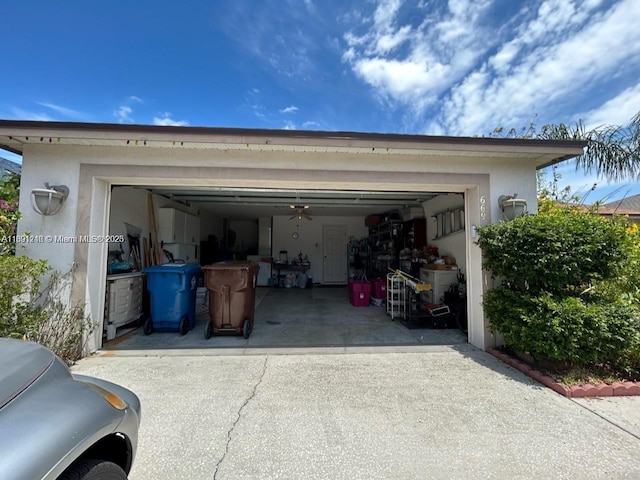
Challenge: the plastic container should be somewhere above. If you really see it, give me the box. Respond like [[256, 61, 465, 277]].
[[370, 278, 386, 299], [348, 279, 371, 307], [202, 261, 259, 339], [142, 263, 202, 335]]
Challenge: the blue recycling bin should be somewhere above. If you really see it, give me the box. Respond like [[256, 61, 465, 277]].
[[142, 263, 202, 335]]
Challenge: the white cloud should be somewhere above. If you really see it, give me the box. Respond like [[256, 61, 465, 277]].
[[114, 105, 133, 123], [216, 2, 320, 80], [10, 107, 52, 121], [342, 0, 639, 137], [36, 102, 85, 119], [342, 0, 495, 115], [373, 25, 412, 55], [282, 121, 296, 130], [430, 0, 640, 135], [113, 96, 145, 123], [579, 82, 640, 129], [152, 113, 189, 127], [280, 105, 299, 114], [372, 0, 403, 28]]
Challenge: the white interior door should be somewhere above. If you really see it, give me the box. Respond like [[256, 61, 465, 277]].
[[322, 225, 348, 284]]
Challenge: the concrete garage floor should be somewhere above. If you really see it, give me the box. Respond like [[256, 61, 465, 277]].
[[104, 286, 468, 353]]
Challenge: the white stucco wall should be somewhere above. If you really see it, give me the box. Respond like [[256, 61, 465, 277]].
[[16, 144, 81, 273], [423, 194, 467, 275], [272, 215, 368, 283], [14, 138, 551, 352], [109, 186, 200, 261]]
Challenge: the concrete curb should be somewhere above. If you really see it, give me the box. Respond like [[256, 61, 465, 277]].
[[486, 347, 640, 398]]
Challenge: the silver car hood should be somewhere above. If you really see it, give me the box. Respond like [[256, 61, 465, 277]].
[[0, 339, 141, 480], [0, 338, 59, 410]]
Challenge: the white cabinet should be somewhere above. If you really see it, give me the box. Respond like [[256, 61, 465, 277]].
[[158, 208, 200, 245], [158, 208, 185, 244], [185, 213, 200, 245], [104, 272, 145, 341], [419, 268, 458, 305]]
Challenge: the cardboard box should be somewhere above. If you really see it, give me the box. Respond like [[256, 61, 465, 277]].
[[365, 214, 382, 227]]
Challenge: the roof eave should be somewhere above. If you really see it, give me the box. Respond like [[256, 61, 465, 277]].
[[0, 119, 587, 163]]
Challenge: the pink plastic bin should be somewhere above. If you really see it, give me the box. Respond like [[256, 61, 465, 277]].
[[371, 278, 386, 299], [348, 280, 371, 307]]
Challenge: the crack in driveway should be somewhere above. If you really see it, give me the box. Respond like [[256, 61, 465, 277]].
[[213, 356, 268, 479]]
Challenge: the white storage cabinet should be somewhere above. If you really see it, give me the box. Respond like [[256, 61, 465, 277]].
[[158, 208, 200, 245], [104, 272, 145, 340], [158, 207, 201, 263], [419, 268, 458, 305]]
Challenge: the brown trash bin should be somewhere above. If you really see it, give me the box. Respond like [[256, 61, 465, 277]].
[[202, 261, 259, 339]]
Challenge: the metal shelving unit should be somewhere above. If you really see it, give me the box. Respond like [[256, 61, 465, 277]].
[[369, 220, 403, 277]]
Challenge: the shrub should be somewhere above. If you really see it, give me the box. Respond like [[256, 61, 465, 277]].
[[0, 172, 21, 256], [483, 288, 639, 366], [477, 209, 640, 372], [0, 255, 50, 338], [0, 256, 94, 365], [476, 211, 632, 293]]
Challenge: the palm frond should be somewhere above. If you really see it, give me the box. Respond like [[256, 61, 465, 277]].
[[537, 113, 640, 182]]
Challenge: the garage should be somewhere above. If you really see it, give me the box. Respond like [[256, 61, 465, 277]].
[[105, 183, 469, 350], [0, 120, 586, 354]]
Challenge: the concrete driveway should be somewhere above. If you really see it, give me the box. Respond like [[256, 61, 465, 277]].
[[72, 345, 640, 479]]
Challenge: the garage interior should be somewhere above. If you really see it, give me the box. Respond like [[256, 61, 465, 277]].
[[103, 184, 469, 350]]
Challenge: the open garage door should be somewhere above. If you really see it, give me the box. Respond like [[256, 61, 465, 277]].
[[102, 184, 470, 351]]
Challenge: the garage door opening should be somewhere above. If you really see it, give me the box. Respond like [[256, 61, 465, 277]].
[[101, 184, 470, 351]]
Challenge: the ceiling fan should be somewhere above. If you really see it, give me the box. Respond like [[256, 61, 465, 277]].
[[289, 204, 312, 220]]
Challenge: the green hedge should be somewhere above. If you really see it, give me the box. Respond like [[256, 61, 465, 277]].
[[0, 255, 94, 365], [476, 212, 632, 293], [483, 288, 639, 366], [477, 210, 640, 373], [0, 255, 50, 339]]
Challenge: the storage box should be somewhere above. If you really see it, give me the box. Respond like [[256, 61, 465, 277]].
[[370, 278, 386, 299], [365, 214, 382, 227], [400, 206, 425, 220], [348, 279, 371, 307]]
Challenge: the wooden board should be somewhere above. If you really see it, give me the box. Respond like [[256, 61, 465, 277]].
[[147, 193, 162, 265]]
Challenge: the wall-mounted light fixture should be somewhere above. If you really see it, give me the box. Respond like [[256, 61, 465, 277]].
[[498, 194, 527, 221], [31, 183, 69, 216]]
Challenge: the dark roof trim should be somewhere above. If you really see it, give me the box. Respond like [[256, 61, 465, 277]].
[[0, 119, 587, 150]]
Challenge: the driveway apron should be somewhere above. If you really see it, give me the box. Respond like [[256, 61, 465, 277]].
[[72, 345, 640, 479]]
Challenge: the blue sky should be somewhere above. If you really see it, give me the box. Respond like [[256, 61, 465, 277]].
[[2, 0, 639, 202]]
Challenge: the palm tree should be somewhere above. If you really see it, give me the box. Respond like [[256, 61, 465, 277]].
[[536, 111, 640, 183]]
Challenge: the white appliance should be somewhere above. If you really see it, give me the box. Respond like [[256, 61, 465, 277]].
[[419, 268, 458, 305], [247, 255, 272, 286], [258, 217, 272, 256]]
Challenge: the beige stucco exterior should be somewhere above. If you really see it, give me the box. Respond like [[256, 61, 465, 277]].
[[0, 121, 586, 353]]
